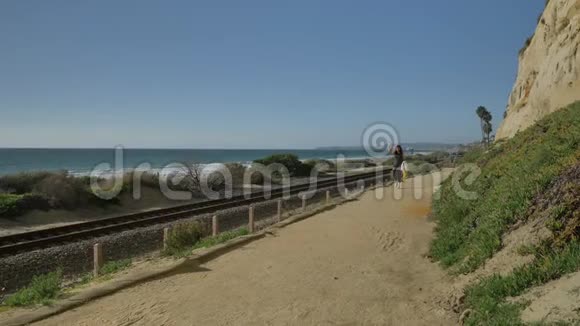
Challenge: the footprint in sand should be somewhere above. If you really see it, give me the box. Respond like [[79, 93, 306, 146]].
[[371, 227, 403, 251]]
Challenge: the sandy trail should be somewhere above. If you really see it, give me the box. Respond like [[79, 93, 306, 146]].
[[35, 171, 457, 326]]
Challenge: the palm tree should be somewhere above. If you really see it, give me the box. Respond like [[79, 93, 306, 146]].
[[483, 112, 493, 144], [483, 121, 493, 144], [476, 106, 488, 144], [476, 106, 493, 145]]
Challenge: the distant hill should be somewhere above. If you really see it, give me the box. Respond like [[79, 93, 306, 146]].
[[315, 143, 464, 152]]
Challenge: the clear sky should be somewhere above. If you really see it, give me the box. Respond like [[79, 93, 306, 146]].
[[0, 0, 545, 149]]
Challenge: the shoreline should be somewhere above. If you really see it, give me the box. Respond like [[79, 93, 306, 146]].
[[0, 149, 436, 176], [0, 152, 449, 237]]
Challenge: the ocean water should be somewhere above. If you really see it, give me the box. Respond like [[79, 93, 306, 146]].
[[0, 148, 383, 176]]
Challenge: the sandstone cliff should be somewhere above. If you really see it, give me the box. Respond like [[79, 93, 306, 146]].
[[496, 0, 580, 139]]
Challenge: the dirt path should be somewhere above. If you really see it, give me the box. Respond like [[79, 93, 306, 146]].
[[35, 171, 457, 326]]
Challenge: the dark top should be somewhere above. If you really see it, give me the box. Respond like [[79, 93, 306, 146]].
[[393, 153, 403, 169]]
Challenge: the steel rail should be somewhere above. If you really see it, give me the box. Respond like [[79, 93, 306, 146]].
[[0, 169, 389, 256]]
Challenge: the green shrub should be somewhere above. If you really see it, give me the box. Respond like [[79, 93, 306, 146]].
[[0, 193, 50, 217], [254, 154, 312, 177], [76, 259, 133, 285], [0, 171, 57, 194], [100, 259, 132, 275], [430, 102, 580, 273], [201, 163, 247, 191], [19, 193, 51, 211], [458, 146, 486, 164], [0, 194, 25, 216], [163, 225, 249, 257], [464, 241, 580, 325], [32, 174, 88, 209], [4, 270, 62, 307], [0, 171, 117, 217], [163, 222, 204, 257], [193, 228, 249, 249]]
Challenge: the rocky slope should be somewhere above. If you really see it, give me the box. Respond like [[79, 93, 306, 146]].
[[497, 0, 580, 139]]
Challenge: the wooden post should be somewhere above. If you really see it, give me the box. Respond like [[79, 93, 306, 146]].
[[301, 194, 306, 211], [345, 187, 349, 198], [248, 205, 255, 233], [326, 190, 330, 205], [93, 243, 103, 277], [277, 199, 282, 222], [163, 227, 170, 251], [212, 215, 219, 237]]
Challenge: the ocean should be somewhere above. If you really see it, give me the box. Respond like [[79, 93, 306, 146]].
[[0, 148, 385, 176]]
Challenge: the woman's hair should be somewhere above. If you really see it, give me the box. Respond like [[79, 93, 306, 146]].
[[395, 145, 404, 155]]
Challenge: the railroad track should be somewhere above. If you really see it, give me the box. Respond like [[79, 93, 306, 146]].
[[0, 169, 390, 257]]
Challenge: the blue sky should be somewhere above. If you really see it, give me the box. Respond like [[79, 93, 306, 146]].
[[0, 0, 544, 149]]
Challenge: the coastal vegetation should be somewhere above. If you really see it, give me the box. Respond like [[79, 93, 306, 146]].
[[382, 150, 457, 175], [3, 270, 62, 307], [430, 101, 580, 324], [0, 171, 114, 217], [253, 153, 313, 177], [465, 241, 580, 325], [0, 150, 457, 220], [0, 154, 337, 219], [162, 222, 204, 257], [249, 154, 340, 185], [162, 221, 249, 257], [0, 221, 249, 308], [78, 259, 133, 285], [2, 258, 134, 308], [192, 228, 250, 250], [0, 163, 250, 219], [98, 259, 132, 277]]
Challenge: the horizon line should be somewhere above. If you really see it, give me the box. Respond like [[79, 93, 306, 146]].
[[0, 142, 468, 151]]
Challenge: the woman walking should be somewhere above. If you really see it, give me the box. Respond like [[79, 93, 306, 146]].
[[392, 145, 404, 189]]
